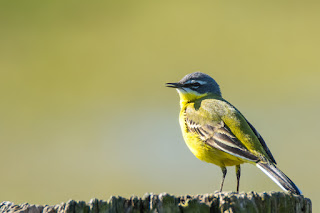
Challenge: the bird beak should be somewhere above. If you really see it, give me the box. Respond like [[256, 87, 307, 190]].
[[165, 82, 183, 88]]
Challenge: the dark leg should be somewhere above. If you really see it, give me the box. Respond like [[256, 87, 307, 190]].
[[219, 167, 227, 192], [236, 165, 241, 193]]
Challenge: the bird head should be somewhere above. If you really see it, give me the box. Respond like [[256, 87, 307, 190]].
[[166, 72, 221, 103]]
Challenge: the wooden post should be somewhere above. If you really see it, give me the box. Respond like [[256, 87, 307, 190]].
[[0, 192, 311, 213]]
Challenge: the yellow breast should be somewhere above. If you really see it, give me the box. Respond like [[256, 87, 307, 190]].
[[179, 105, 244, 167]]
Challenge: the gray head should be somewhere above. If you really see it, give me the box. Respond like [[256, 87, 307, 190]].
[[166, 72, 221, 96]]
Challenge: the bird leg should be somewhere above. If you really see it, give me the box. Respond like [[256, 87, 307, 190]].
[[219, 167, 227, 192], [236, 165, 241, 193]]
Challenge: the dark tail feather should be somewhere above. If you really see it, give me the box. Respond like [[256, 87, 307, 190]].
[[256, 162, 302, 195]]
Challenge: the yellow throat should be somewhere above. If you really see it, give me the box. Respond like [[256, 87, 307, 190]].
[[177, 88, 207, 107]]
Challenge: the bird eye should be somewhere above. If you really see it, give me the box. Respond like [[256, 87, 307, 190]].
[[183, 82, 201, 89], [191, 82, 201, 88]]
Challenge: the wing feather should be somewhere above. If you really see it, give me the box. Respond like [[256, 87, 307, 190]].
[[245, 120, 277, 164], [185, 117, 259, 162]]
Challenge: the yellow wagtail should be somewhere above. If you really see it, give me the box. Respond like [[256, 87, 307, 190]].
[[166, 72, 301, 195]]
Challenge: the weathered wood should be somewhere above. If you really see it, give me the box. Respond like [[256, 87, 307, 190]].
[[0, 192, 311, 213]]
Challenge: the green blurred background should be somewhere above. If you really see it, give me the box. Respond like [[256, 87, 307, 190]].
[[1, 0, 319, 210]]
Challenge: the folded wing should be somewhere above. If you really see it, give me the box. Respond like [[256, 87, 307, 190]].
[[185, 115, 259, 162]]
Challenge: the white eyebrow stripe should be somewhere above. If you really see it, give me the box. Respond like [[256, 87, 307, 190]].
[[184, 80, 207, 85], [194, 80, 207, 85]]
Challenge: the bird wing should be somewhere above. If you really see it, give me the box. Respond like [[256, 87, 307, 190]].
[[244, 119, 276, 164], [184, 101, 260, 162]]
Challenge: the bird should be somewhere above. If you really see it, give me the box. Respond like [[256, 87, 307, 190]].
[[166, 72, 301, 195]]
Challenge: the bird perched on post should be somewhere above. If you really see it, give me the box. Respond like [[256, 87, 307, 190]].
[[166, 72, 301, 195]]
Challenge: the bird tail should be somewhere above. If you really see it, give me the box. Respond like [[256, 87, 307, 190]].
[[256, 161, 302, 195]]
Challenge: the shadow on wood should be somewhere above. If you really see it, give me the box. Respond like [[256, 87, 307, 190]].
[[0, 192, 311, 213]]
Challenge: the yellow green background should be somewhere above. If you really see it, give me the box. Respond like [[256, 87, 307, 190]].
[[1, 0, 319, 211]]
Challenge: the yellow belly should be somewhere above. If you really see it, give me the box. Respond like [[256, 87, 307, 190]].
[[179, 112, 244, 167], [182, 131, 244, 167]]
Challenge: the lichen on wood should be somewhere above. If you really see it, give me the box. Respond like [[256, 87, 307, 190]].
[[0, 191, 311, 213]]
